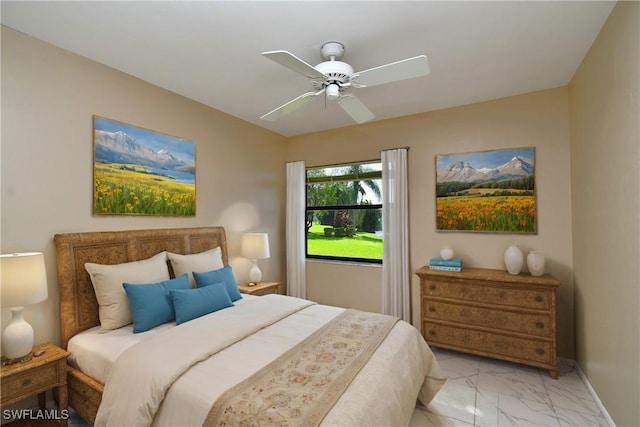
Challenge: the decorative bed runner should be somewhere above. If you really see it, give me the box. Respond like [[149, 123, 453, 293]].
[[203, 309, 399, 427]]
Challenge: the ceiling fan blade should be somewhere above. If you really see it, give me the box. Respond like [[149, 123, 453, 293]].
[[354, 55, 430, 88], [263, 50, 325, 79], [260, 90, 324, 121], [338, 94, 375, 124]]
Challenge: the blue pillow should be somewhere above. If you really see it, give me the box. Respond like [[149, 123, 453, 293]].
[[193, 265, 242, 302], [170, 283, 234, 325], [123, 274, 190, 333]]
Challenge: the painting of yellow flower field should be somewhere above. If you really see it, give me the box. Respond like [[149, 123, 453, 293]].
[[436, 148, 536, 233], [93, 116, 195, 216]]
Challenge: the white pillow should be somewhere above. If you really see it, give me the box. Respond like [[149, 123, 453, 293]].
[[167, 247, 224, 287], [85, 251, 169, 331]]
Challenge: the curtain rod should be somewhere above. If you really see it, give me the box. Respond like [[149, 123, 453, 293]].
[[381, 146, 410, 152]]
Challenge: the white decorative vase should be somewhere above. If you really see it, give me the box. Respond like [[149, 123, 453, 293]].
[[440, 247, 454, 260], [527, 251, 545, 276], [504, 244, 524, 275]]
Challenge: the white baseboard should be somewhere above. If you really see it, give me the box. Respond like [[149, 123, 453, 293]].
[[567, 358, 616, 427]]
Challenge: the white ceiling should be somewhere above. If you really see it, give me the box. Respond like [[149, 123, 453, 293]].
[[1, 1, 615, 137]]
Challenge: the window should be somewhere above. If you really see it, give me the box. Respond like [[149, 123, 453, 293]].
[[306, 161, 382, 263]]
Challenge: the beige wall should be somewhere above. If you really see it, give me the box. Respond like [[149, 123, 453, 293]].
[[306, 261, 382, 313], [287, 87, 575, 358], [0, 27, 288, 348], [569, 2, 640, 425]]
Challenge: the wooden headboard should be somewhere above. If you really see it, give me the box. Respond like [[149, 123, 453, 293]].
[[54, 227, 228, 349]]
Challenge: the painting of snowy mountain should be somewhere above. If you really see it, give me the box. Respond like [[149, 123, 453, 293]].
[[93, 116, 195, 216], [435, 148, 536, 233]]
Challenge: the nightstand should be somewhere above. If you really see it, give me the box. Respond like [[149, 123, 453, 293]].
[[1, 342, 70, 426], [238, 281, 284, 296]]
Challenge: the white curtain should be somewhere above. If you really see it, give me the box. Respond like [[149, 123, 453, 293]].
[[381, 148, 410, 322], [286, 161, 307, 299]]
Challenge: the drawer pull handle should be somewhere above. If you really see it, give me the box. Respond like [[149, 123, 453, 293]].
[[22, 378, 32, 387], [535, 295, 544, 302], [429, 284, 436, 291], [498, 292, 505, 298], [536, 322, 544, 329], [428, 306, 436, 312], [536, 348, 545, 355], [428, 330, 436, 336]]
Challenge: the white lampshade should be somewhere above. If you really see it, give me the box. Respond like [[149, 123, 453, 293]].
[[241, 233, 270, 283], [1, 252, 48, 361], [241, 233, 270, 260], [1, 252, 48, 307]]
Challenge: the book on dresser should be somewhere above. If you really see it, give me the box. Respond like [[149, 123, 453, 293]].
[[428, 265, 462, 272], [429, 257, 462, 272]]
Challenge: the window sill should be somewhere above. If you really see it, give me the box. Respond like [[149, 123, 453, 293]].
[[306, 258, 382, 268]]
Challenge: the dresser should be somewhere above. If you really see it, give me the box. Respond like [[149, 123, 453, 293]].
[[416, 266, 560, 378]]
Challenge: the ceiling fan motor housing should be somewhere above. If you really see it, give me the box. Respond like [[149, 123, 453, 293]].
[[312, 41, 353, 95], [312, 61, 354, 91]]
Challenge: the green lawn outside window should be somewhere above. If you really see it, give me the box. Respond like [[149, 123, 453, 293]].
[[306, 224, 383, 260]]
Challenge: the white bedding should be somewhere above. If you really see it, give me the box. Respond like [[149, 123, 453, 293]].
[[74, 294, 446, 427], [68, 295, 260, 383]]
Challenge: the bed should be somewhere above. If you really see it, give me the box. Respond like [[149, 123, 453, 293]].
[[54, 227, 446, 426]]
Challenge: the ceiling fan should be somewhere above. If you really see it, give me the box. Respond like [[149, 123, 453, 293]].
[[260, 41, 430, 124]]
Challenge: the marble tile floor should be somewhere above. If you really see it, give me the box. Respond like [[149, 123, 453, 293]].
[[410, 348, 611, 427]]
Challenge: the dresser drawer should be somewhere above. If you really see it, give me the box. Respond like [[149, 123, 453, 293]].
[[423, 299, 552, 337], [422, 280, 551, 310], [423, 322, 553, 365], [1, 362, 60, 399]]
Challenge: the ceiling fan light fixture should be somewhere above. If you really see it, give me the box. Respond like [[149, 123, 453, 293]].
[[326, 83, 340, 100]]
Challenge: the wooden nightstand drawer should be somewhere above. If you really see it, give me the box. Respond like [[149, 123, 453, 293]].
[[238, 281, 283, 296], [246, 285, 277, 296], [1, 342, 70, 425], [1, 362, 60, 398]]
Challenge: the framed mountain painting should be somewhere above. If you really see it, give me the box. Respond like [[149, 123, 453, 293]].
[[93, 116, 196, 216], [435, 147, 536, 233]]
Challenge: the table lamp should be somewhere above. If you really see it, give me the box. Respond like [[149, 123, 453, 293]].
[[1, 252, 48, 362], [241, 233, 270, 284]]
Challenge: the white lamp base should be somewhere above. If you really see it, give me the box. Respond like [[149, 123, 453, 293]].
[[249, 260, 262, 283], [2, 307, 35, 361]]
